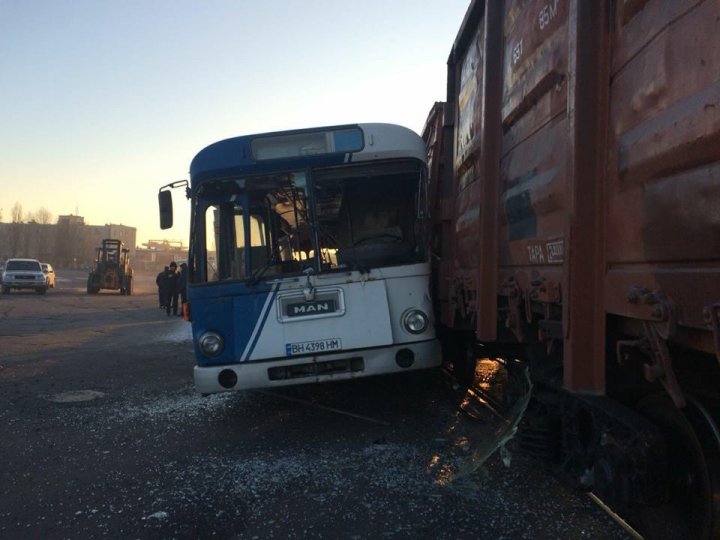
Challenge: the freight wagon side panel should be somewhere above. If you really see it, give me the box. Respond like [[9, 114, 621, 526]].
[[606, 0, 720, 358], [446, 0, 504, 338], [444, 0, 610, 383], [498, 0, 611, 392], [497, 0, 570, 346], [423, 102, 454, 325], [448, 12, 487, 328]]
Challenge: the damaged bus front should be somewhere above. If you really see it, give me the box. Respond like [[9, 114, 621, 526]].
[[159, 123, 441, 393]]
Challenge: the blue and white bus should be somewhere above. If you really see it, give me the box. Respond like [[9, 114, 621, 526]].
[[159, 123, 441, 393]]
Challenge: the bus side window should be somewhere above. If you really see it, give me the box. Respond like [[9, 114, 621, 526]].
[[234, 214, 269, 277], [205, 205, 220, 282]]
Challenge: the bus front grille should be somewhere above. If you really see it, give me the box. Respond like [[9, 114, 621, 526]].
[[268, 357, 364, 381]]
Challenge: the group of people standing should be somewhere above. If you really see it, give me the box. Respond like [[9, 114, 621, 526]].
[[156, 261, 187, 316]]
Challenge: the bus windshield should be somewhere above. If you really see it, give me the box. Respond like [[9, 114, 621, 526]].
[[194, 160, 425, 284]]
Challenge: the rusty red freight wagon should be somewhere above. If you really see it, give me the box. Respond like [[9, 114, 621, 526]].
[[425, 1, 720, 538]]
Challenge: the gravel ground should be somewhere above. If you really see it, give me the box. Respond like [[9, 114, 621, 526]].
[[1, 364, 632, 539], [0, 282, 632, 539]]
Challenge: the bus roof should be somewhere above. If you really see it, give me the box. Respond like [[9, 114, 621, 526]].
[[188, 123, 426, 186]]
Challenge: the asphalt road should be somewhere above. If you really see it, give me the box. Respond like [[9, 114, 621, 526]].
[[0, 269, 633, 539]]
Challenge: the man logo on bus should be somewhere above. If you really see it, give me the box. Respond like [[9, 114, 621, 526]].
[[288, 300, 336, 317]]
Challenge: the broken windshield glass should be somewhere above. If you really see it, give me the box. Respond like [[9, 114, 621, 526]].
[[193, 160, 426, 284]]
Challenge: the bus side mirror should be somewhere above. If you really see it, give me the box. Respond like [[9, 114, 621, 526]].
[[159, 190, 173, 229]]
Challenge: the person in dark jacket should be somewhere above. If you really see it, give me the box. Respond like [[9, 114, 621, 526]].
[[177, 262, 188, 317], [156, 266, 169, 308], [165, 262, 180, 316]]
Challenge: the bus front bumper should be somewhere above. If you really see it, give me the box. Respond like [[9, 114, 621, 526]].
[[194, 340, 441, 394]]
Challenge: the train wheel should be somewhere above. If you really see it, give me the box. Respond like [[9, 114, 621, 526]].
[[685, 395, 720, 539], [635, 394, 719, 539]]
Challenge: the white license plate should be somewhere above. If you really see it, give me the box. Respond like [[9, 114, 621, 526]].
[[285, 338, 342, 356]]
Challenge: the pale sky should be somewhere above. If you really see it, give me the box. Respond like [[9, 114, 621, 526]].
[[0, 0, 469, 246]]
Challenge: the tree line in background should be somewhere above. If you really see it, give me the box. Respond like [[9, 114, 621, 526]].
[[0, 202, 59, 264], [0, 202, 55, 225]]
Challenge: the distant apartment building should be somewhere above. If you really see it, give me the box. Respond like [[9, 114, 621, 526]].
[[0, 215, 188, 273]]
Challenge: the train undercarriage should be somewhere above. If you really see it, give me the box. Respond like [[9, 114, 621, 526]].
[[443, 321, 720, 540]]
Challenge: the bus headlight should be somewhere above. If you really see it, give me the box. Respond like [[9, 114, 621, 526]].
[[199, 332, 224, 356], [402, 309, 429, 334]]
